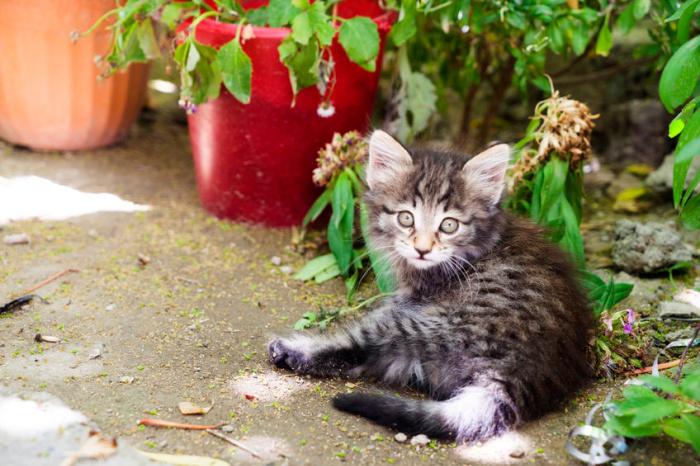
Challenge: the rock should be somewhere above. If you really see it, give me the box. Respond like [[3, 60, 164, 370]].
[[410, 434, 430, 446], [394, 433, 407, 443], [119, 376, 135, 384], [221, 424, 235, 433], [3, 233, 29, 245], [105, 304, 115, 312], [270, 256, 282, 266], [279, 265, 293, 275], [659, 301, 700, 319], [612, 220, 694, 274], [646, 153, 700, 194]]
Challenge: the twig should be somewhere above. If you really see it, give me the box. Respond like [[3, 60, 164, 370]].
[[23, 269, 79, 294], [673, 323, 700, 384], [626, 359, 681, 376], [206, 429, 262, 459], [138, 418, 224, 430], [555, 56, 656, 85]]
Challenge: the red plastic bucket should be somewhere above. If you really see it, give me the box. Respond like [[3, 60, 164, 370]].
[[187, 1, 392, 226]]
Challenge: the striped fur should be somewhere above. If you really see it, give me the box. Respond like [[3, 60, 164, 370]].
[[268, 131, 593, 443]]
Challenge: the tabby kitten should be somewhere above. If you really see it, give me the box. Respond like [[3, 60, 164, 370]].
[[268, 130, 592, 442]]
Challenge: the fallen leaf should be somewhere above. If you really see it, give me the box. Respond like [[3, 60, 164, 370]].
[[613, 186, 651, 213], [139, 451, 231, 466], [60, 431, 117, 466], [119, 376, 135, 384], [137, 253, 151, 267], [178, 401, 212, 415], [244, 393, 256, 401], [625, 163, 654, 176]]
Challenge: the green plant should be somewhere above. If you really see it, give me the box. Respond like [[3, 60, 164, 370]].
[[581, 271, 634, 317], [82, 0, 382, 109], [385, 0, 649, 145], [658, 0, 700, 229], [605, 368, 700, 454], [294, 131, 393, 301], [507, 89, 595, 267]]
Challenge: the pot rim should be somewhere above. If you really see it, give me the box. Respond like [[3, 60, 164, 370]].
[[192, 11, 396, 40]]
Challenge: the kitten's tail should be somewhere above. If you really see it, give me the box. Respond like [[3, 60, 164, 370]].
[[332, 386, 518, 442]]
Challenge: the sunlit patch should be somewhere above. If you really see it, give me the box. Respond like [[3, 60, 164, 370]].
[[229, 371, 311, 402], [0, 396, 87, 438], [455, 430, 533, 464], [0, 176, 150, 223]]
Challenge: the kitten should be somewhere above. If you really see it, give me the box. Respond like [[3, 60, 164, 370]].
[[268, 130, 593, 442]]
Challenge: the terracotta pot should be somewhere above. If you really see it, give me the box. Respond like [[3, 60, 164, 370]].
[[188, 0, 393, 226], [0, 0, 148, 151]]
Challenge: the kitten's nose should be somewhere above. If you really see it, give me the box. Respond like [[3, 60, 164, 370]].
[[414, 247, 431, 258]]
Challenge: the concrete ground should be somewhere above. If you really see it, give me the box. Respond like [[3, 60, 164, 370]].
[[0, 109, 696, 465]]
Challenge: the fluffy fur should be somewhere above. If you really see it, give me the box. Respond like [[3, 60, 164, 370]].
[[268, 131, 593, 442]]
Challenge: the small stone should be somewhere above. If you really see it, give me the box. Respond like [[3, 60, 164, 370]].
[[119, 376, 135, 384], [105, 304, 115, 312], [88, 229, 98, 237], [394, 433, 407, 443], [270, 256, 282, 266], [410, 434, 430, 446], [221, 424, 235, 433], [280, 265, 293, 275], [659, 301, 700, 319], [137, 253, 151, 267], [4, 233, 29, 245], [611, 220, 694, 274]]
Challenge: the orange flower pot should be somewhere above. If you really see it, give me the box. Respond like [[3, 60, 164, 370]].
[[0, 0, 148, 151]]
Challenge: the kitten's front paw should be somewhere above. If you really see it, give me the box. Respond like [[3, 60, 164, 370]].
[[268, 338, 308, 373]]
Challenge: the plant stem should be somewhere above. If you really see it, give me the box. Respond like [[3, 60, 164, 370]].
[[673, 322, 700, 384]]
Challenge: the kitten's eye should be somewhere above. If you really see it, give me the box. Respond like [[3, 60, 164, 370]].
[[439, 217, 459, 234], [397, 211, 414, 227]]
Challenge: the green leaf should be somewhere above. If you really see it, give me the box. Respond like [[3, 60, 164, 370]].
[[680, 194, 700, 229], [605, 414, 662, 438], [674, 109, 700, 206], [217, 39, 252, 104], [676, 0, 700, 44], [666, 0, 700, 22], [681, 414, 700, 453], [339, 17, 379, 72], [160, 4, 184, 29], [302, 189, 332, 227], [136, 19, 160, 59], [623, 385, 658, 400], [314, 262, 341, 283], [247, 7, 269, 26], [293, 253, 337, 281], [670, 118, 686, 138], [390, 0, 417, 46], [630, 399, 685, 427], [186, 41, 201, 72], [595, 13, 612, 57], [548, 23, 564, 54], [632, 0, 650, 20], [267, 0, 300, 27], [291, 12, 312, 44], [307, 1, 335, 47], [571, 21, 588, 56], [663, 418, 692, 443], [680, 373, 700, 400], [278, 37, 319, 94], [360, 203, 394, 293], [639, 375, 680, 394], [616, 4, 637, 34], [676, 135, 700, 164], [659, 36, 700, 112], [328, 174, 354, 274]]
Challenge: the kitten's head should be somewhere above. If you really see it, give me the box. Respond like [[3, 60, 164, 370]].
[[364, 130, 510, 273]]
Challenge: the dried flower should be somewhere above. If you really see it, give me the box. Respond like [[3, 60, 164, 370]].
[[603, 317, 613, 333], [509, 88, 598, 190], [312, 131, 368, 187]]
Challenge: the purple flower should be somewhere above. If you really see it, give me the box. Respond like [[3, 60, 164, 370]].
[[623, 308, 636, 335], [178, 99, 197, 114]]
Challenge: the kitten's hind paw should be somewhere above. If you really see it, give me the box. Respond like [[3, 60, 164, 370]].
[[268, 338, 308, 373]]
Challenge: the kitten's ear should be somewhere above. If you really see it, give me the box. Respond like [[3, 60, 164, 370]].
[[462, 144, 511, 205], [366, 130, 412, 189]]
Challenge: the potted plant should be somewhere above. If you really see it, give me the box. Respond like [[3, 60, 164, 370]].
[[90, 0, 394, 226], [0, 0, 148, 151]]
